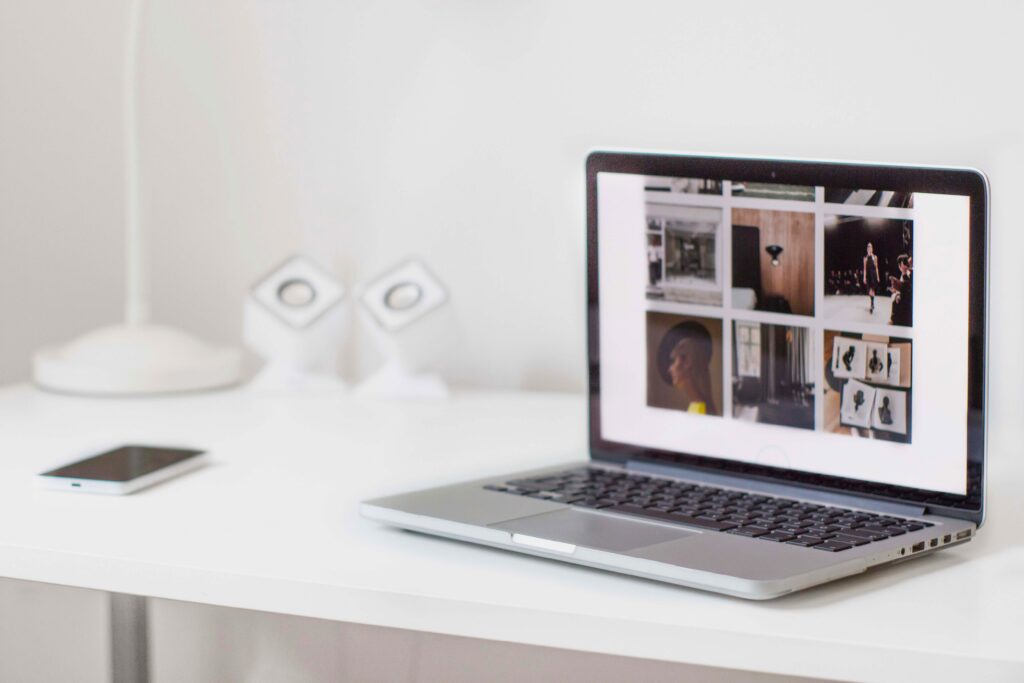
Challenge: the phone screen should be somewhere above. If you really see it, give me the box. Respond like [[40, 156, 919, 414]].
[[41, 446, 204, 482]]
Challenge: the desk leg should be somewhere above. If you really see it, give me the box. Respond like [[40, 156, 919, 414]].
[[110, 593, 149, 683]]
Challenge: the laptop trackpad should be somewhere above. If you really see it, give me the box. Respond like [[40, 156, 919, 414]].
[[490, 509, 697, 553]]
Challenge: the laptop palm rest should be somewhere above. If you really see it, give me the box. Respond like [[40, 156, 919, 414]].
[[490, 509, 697, 553]]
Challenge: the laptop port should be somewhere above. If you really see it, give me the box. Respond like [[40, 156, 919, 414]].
[[930, 538, 938, 548], [912, 542, 925, 553], [956, 529, 972, 540], [943, 534, 952, 544]]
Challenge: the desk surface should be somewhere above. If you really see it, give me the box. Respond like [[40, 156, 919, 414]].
[[1, 384, 1022, 682]]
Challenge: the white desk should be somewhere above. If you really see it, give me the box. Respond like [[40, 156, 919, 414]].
[[0, 384, 1022, 682]]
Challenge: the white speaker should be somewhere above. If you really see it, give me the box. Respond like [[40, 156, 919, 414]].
[[356, 259, 451, 399], [243, 255, 348, 390]]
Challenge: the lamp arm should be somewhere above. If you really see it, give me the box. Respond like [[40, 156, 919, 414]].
[[123, 0, 149, 325]]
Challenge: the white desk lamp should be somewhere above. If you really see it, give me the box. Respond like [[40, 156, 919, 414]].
[[31, 0, 242, 395]]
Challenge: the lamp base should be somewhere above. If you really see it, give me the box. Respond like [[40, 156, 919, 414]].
[[32, 324, 243, 396]]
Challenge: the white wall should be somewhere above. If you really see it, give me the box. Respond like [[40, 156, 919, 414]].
[[257, 0, 1024, 397], [0, 0, 125, 384], [2, 0, 1023, 678], [3, 0, 1022, 398]]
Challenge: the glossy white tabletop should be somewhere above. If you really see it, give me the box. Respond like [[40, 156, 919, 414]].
[[0, 384, 1020, 682]]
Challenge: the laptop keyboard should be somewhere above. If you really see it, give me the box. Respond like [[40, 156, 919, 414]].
[[484, 467, 933, 552]]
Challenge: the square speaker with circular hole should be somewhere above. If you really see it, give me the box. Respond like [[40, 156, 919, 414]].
[[244, 255, 348, 388], [356, 259, 451, 399], [359, 260, 447, 333], [251, 256, 346, 329]]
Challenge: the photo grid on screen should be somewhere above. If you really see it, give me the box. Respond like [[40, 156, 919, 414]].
[[644, 178, 914, 443]]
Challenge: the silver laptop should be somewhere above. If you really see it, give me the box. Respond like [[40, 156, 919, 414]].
[[361, 151, 988, 599]]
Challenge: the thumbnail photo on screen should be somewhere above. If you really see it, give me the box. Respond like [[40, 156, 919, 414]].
[[824, 215, 913, 327], [732, 321, 815, 430], [731, 208, 815, 316], [646, 207, 723, 307], [823, 329, 912, 443], [646, 312, 723, 417]]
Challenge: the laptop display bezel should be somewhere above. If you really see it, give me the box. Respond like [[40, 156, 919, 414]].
[[586, 151, 987, 525]]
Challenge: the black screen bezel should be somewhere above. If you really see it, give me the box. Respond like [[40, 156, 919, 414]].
[[586, 151, 987, 525]]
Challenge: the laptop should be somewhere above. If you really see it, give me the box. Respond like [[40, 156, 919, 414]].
[[361, 151, 988, 599]]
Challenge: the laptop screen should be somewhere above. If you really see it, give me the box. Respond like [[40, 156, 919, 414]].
[[595, 166, 976, 496]]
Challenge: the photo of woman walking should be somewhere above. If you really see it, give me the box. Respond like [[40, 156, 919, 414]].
[[863, 242, 880, 314], [823, 216, 913, 326]]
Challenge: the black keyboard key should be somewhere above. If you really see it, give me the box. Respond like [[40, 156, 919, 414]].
[[607, 505, 738, 531], [610, 503, 646, 513], [787, 536, 824, 547], [813, 541, 853, 552], [698, 514, 728, 522], [832, 534, 870, 547], [759, 531, 796, 542], [805, 527, 836, 536], [840, 528, 888, 541]]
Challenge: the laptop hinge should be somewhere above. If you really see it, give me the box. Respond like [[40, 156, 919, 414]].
[[624, 459, 929, 518]]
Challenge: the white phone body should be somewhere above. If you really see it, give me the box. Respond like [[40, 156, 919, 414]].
[[37, 448, 210, 495]]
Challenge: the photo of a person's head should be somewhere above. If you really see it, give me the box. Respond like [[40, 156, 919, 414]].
[[647, 313, 723, 416], [660, 322, 716, 414]]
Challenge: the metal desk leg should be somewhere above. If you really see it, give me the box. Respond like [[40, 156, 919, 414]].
[[110, 593, 149, 683]]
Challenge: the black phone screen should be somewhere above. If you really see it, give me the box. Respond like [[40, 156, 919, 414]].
[[41, 446, 204, 482]]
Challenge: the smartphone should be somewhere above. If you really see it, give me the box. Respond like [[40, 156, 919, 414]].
[[37, 445, 209, 495]]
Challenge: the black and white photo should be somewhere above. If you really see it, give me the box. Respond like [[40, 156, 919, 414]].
[[865, 342, 889, 384], [732, 321, 814, 430], [645, 206, 723, 306], [840, 378, 875, 428], [831, 336, 866, 379], [872, 388, 908, 435]]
